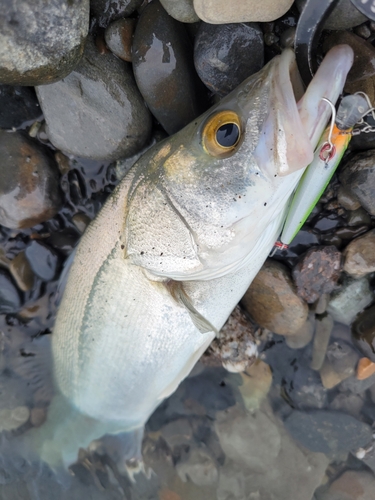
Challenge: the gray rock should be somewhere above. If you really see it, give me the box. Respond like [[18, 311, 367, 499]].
[[160, 0, 199, 22], [176, 446, 218, 487], [311, 314, 334, 371], [284, 410, 372, 456], [337, 185, 361, 211], [297, 0, 367, 30], [343, 229, 375, 278], [132, 0, 204, 135], [104, 18, 136, 62], [327, 276, 374, 326], [0, 86, 41, 129], [319, 470, 375, 500], [339, 371, 375, 394], [283, 366, 328, 410], [36, 36, 152, 160], [90, 0, 142, 28], [25, 241, 59, 281], [352, 305, 375, 362], [0, 0, 89, 85], [0, 130, 61, 229], [194, 22, 264, 97], [0, 270, 21, 313], [9, 251, 35, 292], [329, 392, 364, 419], [339, 150, 375, 216]]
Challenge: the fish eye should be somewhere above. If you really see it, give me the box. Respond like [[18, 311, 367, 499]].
[[202, 110, 241, 157]]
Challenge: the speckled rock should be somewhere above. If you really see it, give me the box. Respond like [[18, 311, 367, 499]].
[[297, 0, 366, 30], [0, 270, 21, 313], [292, 246, 342, 304], [283, 365, 328, 410], [0, 0, 89, 85], [36, 36, 152, 160], [0, 86, 41, 129], [319, 470, 375, 500], [343, 230, 375, 278], [104, 18, 136, 62], [352, 305, 375, 363], [194, 22, 264, 97], [132, 0, 203, 135], [0, 131, 61, 229], [339, 150, 375, 216], [91, 0, 143, 27], [241, 259, 309, 336], [160, 0, 199, 22], [193, 0, 294, 23]]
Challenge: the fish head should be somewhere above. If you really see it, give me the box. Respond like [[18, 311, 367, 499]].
[[126, 46, 353, 281]]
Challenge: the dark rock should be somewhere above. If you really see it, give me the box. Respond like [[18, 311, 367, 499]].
[[334, 225, 369, 242], [292, 246, 342, 304], [0, 0, 89, 85], [337, 185, 361, 211], [9, 251, 35, 292], [194, 22, 264, 97], [104, 18, 136, 62], [160, 0, 199, 22], [346, 207, 371, 227], [0, 131, 61, 229], [339, 150, 375, 216], [176, 446, 218, 487], [284, 410, 372, 455], [241, 259, 309, 336], [282, 366, 328, 410], [36, 36, 152, 160], [0, 86, 41, 130], [329, 392, 364, 419], [0, 269, 21, 313], [297, 0, 366, 30], [132, 0, 204, 135], [343, 229, 375, 278], [47, 229, 80, 255], [25, 241, 59, 282], [352, 305, 375, 362], [339, 371, 375, 394], [91, 0, 142, 28]]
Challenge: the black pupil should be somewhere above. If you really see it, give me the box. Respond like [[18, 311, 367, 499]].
[[216, 123, 239, 148]]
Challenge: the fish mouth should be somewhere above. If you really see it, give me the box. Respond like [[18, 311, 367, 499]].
[[254, 45, 354, 177]]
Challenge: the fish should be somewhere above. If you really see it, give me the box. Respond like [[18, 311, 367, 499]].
[[8, 45, 353, 475]]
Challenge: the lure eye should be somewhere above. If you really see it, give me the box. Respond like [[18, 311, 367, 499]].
[[202, 110, 241, 157]]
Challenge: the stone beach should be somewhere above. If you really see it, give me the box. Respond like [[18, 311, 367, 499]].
[[1, 0, 375, 498]]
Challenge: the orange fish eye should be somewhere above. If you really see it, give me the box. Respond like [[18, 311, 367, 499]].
[[202, 110, 241, 157]]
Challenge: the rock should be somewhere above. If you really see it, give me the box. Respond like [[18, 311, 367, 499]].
[[340, 150, 375, 216], [310, 314, 334, 371], [343, 230, 375, 278], [25, 241, 59, 281], [72, 213, 91, 234], [36, 36, 152, 160], [90, 0, 142, 27], [297, 0, 367, 30], [292, 246, 342, 304], [238, 360, 272, 411], [352, 305, 375, 362], [346, 208, 371, 227], [9, 251, 35, 292], [280, 27, 296, 50], [132, 1, 203, 135], [241, 259, 308, 336], [337, 185, 361, 211], [357, 357, 375, 380], [329, 392, 364, 419], [0, 269, 21, 313], [339, 371, 375, 394], [176, 446, 218, 487], [0, 86, 41, 129], [193, 0, 294, 23], [0, 0, 89, 85], [285, 314, 315, 349], [160, 418, 194, 449], [284, 364, 328, 410], [104, 18, 136, 62], [319, 470, 375, 500], [327, 276, 374, 326], [160, 0, 199, 22], [0, 131, 61, 229], [284, 410, 372, 456], [194, 22, 264, 97], [320, 341, 359, 389]]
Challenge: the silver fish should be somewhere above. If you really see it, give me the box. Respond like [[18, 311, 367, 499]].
[[19, 45, 353, 469]]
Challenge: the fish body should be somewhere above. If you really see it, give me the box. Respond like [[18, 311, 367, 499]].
[[24, 46, 353, 467]]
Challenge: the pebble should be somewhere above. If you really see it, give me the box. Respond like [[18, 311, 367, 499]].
[[280, 27, 296, 50], [343, 229, 375, 278], [346, 208, 371, 227], [292, 246, 342, 304], [337, 185, 361, 211], [283, 365, 328, 410], [176, 446, 218, 487], [285, 314, 315, 349], [297, 0, 366, 30], [0, 270, 21, 313], [238, 360, 272, 411], [0, 0, 89, 85], [36, 36, 152, 160], [339, 150, 375, 218], [193, 0, 294, 23], [0, 131, 61, 229], [327, 276, 373, 326], [194, 22, 264, 97], [30, 407, 47, 428], [159, 418, 194, 449], [352, 305, 375, 363], [72, 213, 91, 234], [104, 18, 136, 62], [25, 241, 59, 282], [356, 357, 375, 380], [319, 470, 375, 500], [319, 341, 359, 389], [241, 259, 308, 336], [132, 1, 203, 135], [339, 371, 375, 394], [160, 0, 199, 23], [0, 86, 41, 129], [329, 392, 364, 419], [0, 406, 30, 431], [284, 410, 372, 456], [90, 0, 142, 27], [9, 251, 35, 292]]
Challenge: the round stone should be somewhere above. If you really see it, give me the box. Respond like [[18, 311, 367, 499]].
[[105, 18, 136, 62]]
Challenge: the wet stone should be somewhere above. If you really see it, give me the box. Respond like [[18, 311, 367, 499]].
[[352, 305, 375, 362], [0, 86, 41, 130], [90, 0, 143, 27], [25, 241, 59, 282], [297, 0, 367, 30], [283, 365, 328, 410], [343, 229, 375, 278], [285, 314, 315, 349], [337, 185, 361, 211], [238, 360, 272, 411], [160, 0, 199, 23], [0, 269, 21, 313], [36, 36, 152, 160], [284, 410, 372, 456], [72, 213, 91, 234], [104, 18, 136, 62], [9, 251, 35, 292], [132, 0, 204, 135], [310, 314, 334, 371], [0, 0, 89, 85], [292, 246, 342, 304], [320, 341, 359, 389], [176, 446, 218, 487], [339, 370, 375, 394], [241, 259, 309, 336], [346, 208, 371, 227], [319, 470, 375, 500], [329, 392, 364, 419], [194, 22, 264, 97], [0, 131, 61, 229], [193, 0, 294, 23]]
